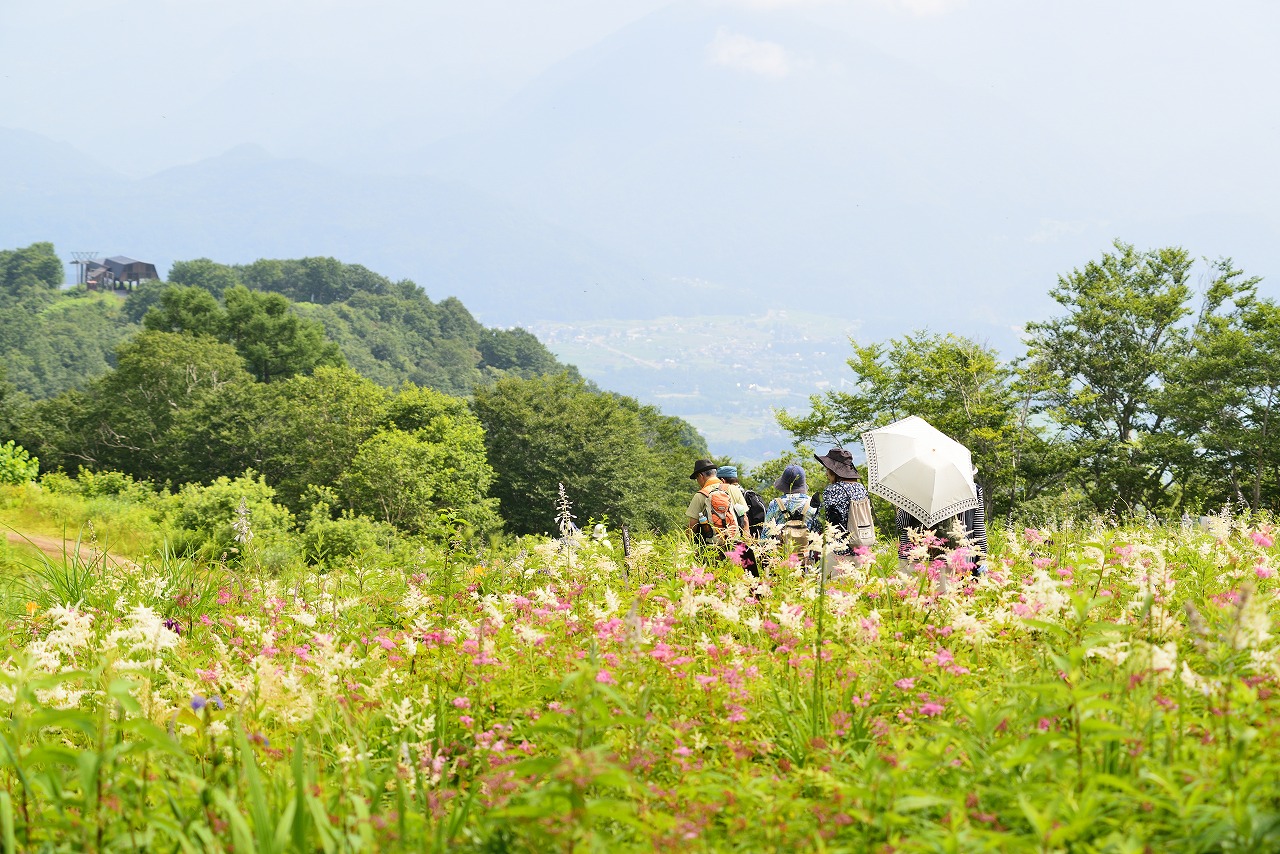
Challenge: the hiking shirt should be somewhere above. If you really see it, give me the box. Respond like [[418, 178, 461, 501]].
[[722, 482, 750, 524], [810, 480, 870, 553], [762, 493, 812, 536]]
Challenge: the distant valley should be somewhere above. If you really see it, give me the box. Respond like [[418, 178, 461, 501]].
[[526, 311, 858, 463]]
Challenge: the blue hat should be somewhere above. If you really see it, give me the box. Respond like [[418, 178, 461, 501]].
[[774, 464, 807, 493], [716, 465, 738, 479]]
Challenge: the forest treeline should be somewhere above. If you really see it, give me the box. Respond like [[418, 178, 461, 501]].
[[0, 243, 708, 541], [3, 239, 1278, 545]]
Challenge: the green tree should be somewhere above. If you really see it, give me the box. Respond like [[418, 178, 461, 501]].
[[142, 284, 225, 336], [478, 327, 566, 377], [167, 258, 241, 299], [241, 367, 391, 510], [1025, 242, 1194, 513], [0, 241, 63, 300], [0, 440, 38, 484], [473, 373, 705, 535], [778, 331, 1044, 514], [222, 285, 344, 382], [337, 384, 499, 534], [1167, 261, 1280, 510], [340, 427, 498, 537], [52, 331, 254, 480]]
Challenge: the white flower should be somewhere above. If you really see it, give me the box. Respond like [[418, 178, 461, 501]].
[[1180, 661, 1214, 696], [514, 624, 548, 645], [290, 611, 317, 628]]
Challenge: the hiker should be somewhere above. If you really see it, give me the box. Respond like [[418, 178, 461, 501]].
[[810, 448, 875, 563], [762, 464, 812, 566], [717, 465, 762, 576], [717, 465, 766, 538], [686, 459, 745, 555], [895, 481, 988, 577]]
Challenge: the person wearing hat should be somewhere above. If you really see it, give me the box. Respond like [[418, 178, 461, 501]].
[[715, 465, 751, 528], [686, 459, 745, 549], [761, 464, 813, 564], [811, 448, 872, 559], [716, 464, 762, 575], [719, 465, 766, 538]]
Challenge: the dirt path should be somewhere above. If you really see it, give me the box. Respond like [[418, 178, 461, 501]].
[[4, 529, 136, 569]]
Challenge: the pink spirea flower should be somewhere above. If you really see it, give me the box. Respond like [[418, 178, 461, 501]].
[[680, 567, 715, 587], [919, 702, 945, 717], [1252, 530, 1274, 548], [452, 697, 471, 709], [595, 669, 616, 685], [894, 677, 915, 691], [932, 648, 954, 667]]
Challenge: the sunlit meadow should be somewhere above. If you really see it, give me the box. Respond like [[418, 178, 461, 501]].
[[2, 484, 1280, 851]]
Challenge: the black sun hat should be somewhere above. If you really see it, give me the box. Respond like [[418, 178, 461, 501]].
[[814, 448, 860, 480], [689, 459, 718, 480]]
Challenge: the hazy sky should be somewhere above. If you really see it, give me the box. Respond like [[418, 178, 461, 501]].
[[4, 0, 1277, 185]]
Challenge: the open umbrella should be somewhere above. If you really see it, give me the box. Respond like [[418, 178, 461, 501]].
[[861, 416, 979, 527]]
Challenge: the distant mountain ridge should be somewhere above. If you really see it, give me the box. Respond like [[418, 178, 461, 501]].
[[0, 127, 670, 326]]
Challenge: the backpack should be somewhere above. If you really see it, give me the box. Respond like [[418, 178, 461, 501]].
[[743, 490, 767, 536], [848, 497, 876, 548], [698, 483, 741, 544], [779, 501, 810, 557]]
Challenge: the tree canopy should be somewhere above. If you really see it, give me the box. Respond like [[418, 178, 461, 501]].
[[472, 373, 707, 535]]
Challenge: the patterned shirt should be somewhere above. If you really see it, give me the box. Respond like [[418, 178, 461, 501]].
[[762, 493, 812, 536], [808, 480, 870, 535]]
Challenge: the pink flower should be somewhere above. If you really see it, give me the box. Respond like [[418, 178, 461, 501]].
[[1252, 530, 1274, 548], [1037, 717, 1052, 731], [595, 669, 616, 685], [894, 677, 915, 691], [932, 648, 954, 667], [919, 702, 945, 717], [1256, 565, 1276, 580], [679, 567, 715, 587], [452, 697, 471, 709], [459, 715, 474, 727]]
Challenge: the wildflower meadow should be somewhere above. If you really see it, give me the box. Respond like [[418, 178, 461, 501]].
[[2, 483, 1280, 852]]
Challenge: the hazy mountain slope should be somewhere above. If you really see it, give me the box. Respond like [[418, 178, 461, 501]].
[[403, 0, 1279, 343], [0, 130, 664, 324]]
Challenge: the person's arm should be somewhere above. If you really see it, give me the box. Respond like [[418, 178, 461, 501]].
[[686, 492, 705, 532]]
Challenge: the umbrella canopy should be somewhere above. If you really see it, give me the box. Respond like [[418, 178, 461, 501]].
[[861, 416, 980, 527]]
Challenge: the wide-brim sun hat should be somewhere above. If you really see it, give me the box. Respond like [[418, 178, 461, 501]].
[[814, 448, 860, 480]]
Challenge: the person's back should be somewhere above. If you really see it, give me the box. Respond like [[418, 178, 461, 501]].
[[686, 459, 742, 550], [763, 464, 811, 564], [895, 484, 987, 573], [811, 448, 873, 554]]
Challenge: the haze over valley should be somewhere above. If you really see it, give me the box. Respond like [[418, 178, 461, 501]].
[[3, 0, 1277, 457]]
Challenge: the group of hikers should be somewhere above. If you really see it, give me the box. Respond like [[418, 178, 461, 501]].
[[685, 450, 988, 577]]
